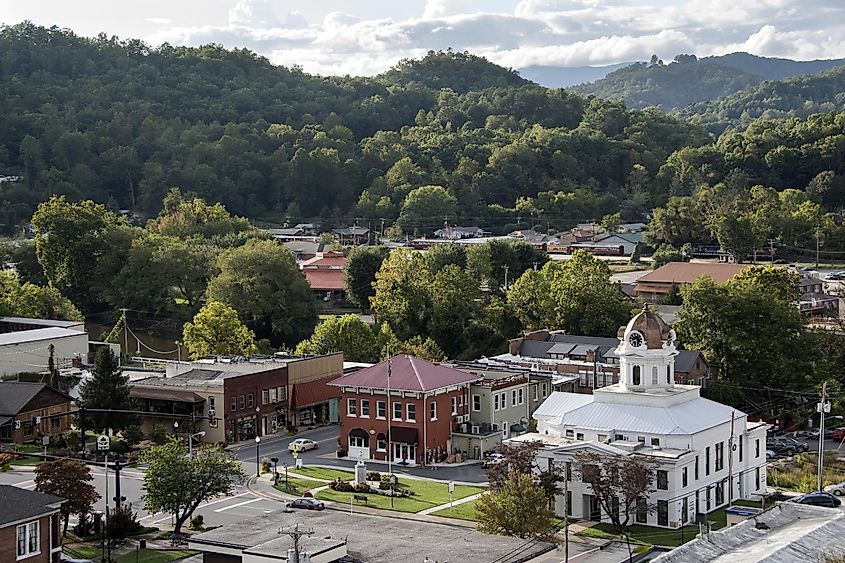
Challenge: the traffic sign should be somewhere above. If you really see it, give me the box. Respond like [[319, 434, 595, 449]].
[[97, 435, 110, 451], [448, 481, 454, 494]]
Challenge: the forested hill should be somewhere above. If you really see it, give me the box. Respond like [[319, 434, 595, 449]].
[[0, 22, 711, 234], [572, 53, 845, 111], [678, 66, 845, 135]]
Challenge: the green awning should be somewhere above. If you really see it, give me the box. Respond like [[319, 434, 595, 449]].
[[510, 424, 526, 433]]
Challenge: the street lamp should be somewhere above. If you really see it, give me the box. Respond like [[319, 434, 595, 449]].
[[255, 436, 261, 478], [175, 341, 182, 363], [188, 431, 206, 458]]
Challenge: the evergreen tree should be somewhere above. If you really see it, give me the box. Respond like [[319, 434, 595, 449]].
[[79, 348, 136, 434]]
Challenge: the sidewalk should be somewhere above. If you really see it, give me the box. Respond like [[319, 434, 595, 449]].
[[247, 473, 477, 529]]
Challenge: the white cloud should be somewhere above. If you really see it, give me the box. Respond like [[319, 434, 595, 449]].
[[143, 0, 845, 76]]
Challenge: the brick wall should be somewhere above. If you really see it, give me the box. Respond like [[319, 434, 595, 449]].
[[0, 513, 61, 563]]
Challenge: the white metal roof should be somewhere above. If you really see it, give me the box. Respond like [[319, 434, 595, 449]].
[[0, 327, 86, 346], [536, 391, 739, 435]]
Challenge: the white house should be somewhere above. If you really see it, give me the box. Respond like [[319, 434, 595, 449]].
[[513, 306, 768, 529]]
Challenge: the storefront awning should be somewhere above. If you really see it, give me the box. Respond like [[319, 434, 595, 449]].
[[130, 386, 205, 403], [349, 428, 369, 439], [391, 426, 418, 444]]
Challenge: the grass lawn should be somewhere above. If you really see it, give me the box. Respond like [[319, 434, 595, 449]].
[[316, 479, 483, 513], [769, 451, 845, 492], [64, 544, 102, 559], [430, 498, 479, 521], [292, 467, 355, 481], [578, 500, 763, 548], [274, 477, 326, 496], [116, 548, 197, 562], [10, 456, 43, 466]]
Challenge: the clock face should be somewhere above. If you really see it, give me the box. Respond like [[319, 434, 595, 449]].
[[628, 332, 644, 348]]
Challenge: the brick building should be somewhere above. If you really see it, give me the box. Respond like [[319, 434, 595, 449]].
[[131, 353, 342, 443], [0, 485, 65, 562], [329, 355, 481, 466], [0, 383, 73, 443]]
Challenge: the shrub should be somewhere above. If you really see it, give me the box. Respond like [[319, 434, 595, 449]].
[[353, 482, 370, 493], [261, 457, 272, 473], [379, 474, 398, 490], [0, 453, 22, 465], [150, 424, 169, 445], [123, 425, 143, 447], [189, 514, 204, 530], [366, 471, 381, 481], [107, 504, 142, 540], [329, 478, 354, 492], [62, 430, 80, 453]]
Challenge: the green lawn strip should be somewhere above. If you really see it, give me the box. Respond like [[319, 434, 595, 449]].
[[577, 504, 741, 548], [430, 498, 479, 521], [12, 456, 44, 466], [316, 480, 483, 513], [273, 477, 326, 496], [292, 466, 355, 481], [63, 543, 102, 559], [115, 548, 197, 563]]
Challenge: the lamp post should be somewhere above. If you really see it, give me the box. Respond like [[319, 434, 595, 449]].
[[188, 431, 205, 458], [255, 436, 261, 478], [173, 420, 179, 436], [175, 341, 182, 363]]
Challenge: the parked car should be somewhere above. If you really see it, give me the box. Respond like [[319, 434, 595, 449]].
[[831, 427, 845, 442], [766, 440, 798, 457], [824, 271, 845, 280], [791, 491, 842, 508], [483, 453, 505, 468], [289, 438, 319, 452], [824, 482, 845, 496], [770, 437, 810, 453], [766, 449, 777, 460], [289, 497, 325, 510]]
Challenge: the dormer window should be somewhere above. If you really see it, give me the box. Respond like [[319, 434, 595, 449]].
[[632, 365, 641, 386]]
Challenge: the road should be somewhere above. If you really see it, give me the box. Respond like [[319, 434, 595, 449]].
[[230, 424, 488, 484]]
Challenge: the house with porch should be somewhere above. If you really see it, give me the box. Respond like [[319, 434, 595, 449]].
[[511, 307, 768, 528], [0, 382, 73, 443], [329, 355, 480, 466]]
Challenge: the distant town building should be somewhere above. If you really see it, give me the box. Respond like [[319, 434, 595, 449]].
[[594, 231, 643, 255], [433, 225, 489, 240], [0, 317, 88, 377], [635, 262, 750, 302], [511, 307, 768, 528], [299, 251, 346, 301], [332, 226, 370, 246], [496, 328, 710, 392]]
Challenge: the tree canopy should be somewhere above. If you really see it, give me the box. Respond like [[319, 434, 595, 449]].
[[182, 301, 256, 359]]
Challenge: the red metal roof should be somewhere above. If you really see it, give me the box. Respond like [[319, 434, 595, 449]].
[[300, 251, 346, 269], [291, 377, 341, 409], [328, 355, 481, 392], [303, 269, 345, 291]]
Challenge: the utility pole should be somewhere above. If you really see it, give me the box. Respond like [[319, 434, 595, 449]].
[[503, 265, 509, 291], [818, 382, 830, 492], [387, 345, 394, 508], [281, 524, 313, 563], [816, 227, 821, 268], [728, 411, 735, 504], [564, 463, 569, 562], [119, 308, 128, 364], [104, 452, 111, 562]]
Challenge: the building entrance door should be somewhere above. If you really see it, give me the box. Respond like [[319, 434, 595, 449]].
[[393, 443, 416, 466]]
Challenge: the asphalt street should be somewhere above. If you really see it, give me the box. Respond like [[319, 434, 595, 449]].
[[230, 424, 489, 484]]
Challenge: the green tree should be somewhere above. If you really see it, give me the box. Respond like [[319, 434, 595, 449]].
[[147, 188, 253, 240], [295, 314, 378, 362], [467, 240, 548, 293], [182, 301, 257, 359], [32, 196, 133, 313], [0, 271, 82, 321], [651, 244, 684, 269], [34, 459, 100, 535], [476, 471, 556, 540], [344, 246, 390, 310], [601, 212, 622, 233], [396, 185, 458, 236], [676, 271, 810, 391], [509, 252, 634, 336], [79, 348, 136, 434], [141, 439, 246, 535], [425, 243, 468, 274], [371, 249, 433, 340], [428, 264, 480, 357], [205, 239, 317, 345]]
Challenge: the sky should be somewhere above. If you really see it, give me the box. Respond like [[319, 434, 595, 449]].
[[2, 0, 845, 76]]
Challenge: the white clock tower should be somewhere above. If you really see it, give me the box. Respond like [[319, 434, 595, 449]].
[[616, 305, 679, 391]]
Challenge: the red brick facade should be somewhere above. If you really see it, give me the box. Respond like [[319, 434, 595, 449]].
[[339, 387, 470, 465], [224, 368, 288, 442], [0, 513, 62, 563]]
